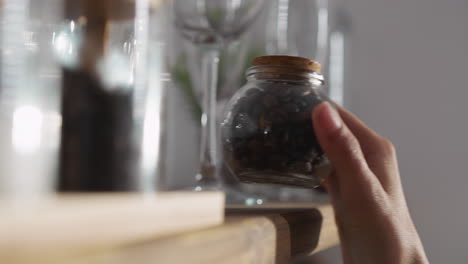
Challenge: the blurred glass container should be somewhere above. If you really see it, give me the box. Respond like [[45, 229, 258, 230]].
[[266, 0, 329, 62], [327, 5, 351, 106], [236, 0, 330, 89], [0, 0, 170, 197], [57, 0, 169, 191], [222, 56, 333, 188], [0, 0, 64, 199], [264, 0, 351, 106]]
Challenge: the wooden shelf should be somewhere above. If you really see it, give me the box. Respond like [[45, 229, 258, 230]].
[[0, 192, 225, 263], [0, 194, 339, 264]]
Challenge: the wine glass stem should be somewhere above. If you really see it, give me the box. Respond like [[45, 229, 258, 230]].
[[197, 48, 221, 187]]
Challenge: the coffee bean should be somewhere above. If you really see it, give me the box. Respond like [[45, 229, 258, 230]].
[[289, 161, 313, 173], [268, 109, 288, 124], [261, 94, 278, 108], [283, 103, 300, 114]]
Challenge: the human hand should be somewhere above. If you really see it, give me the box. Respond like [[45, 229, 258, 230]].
[[312, 103, 429, 264]]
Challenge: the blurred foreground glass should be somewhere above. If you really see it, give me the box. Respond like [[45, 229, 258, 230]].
[[0, 0, 170, 198], [0, 0, 63, 199]]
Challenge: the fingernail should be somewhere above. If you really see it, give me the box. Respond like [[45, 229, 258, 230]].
[[317, 102, 342, 132]]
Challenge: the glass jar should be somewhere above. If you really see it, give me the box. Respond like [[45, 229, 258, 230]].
[[0, 0, 170, 197], [221, 55, 332, 188], [56, 0, 169, 191]]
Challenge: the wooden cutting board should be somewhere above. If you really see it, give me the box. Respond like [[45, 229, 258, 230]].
[[0, 192, 224, 263]]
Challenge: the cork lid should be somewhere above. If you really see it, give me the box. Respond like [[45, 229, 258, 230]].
[[252, 56, 321, 73]]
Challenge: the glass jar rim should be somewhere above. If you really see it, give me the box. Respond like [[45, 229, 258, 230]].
[[246, 65, 324, 83]]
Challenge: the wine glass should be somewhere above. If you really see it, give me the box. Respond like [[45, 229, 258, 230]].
[[172, 0, 266, 203]]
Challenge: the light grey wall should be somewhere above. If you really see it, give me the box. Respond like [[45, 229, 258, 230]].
[[319, 0, 468, 263]]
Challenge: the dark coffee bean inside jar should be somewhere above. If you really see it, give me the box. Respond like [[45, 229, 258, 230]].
[[221, 56, 333, 188]]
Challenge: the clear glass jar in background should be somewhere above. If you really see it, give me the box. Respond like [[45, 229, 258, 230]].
[[327, 4, 351, 106], [265, 0, 329, 63], [262, 0, 352, 106], [0, 0, 171, 198]]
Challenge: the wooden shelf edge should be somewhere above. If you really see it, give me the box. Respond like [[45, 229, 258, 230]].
[[1, 196, 338, 264], [0, 192, 225, 263], [227, 202, 339, 259]]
